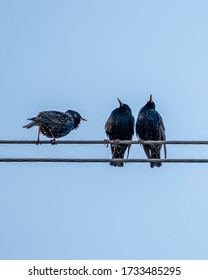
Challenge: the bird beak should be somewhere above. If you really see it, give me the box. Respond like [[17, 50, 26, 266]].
[[149, 94, 152, 102], [117, 98, 123, 107], [80, 117, 87, 121]]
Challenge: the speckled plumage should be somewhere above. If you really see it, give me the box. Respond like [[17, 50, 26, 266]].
[[23, 110, 86, 142], [105, 99, 135, 167], [136, 95, 166, 168]]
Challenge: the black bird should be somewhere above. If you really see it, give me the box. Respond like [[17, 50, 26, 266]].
[[23, 110, 87, 143], [136, 95, 167, 168], [105, 98, 135, 167]]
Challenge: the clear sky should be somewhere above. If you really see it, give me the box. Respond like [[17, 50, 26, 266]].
[[0, 0, 208, 259]]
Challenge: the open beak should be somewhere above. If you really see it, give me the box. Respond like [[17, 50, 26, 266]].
[[81, 117, 87, 121], [117, 98, 123, 107], [149, 94, 152, 102]]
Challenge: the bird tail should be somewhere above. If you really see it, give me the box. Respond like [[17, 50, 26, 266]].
[[23, 117, 37, 129], [150, 145, 162, 168], [110, 144, 128, 167]]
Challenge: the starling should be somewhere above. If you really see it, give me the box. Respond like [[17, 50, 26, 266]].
[[23, 110, 87, 143], [105, 98, 135, 167], [136, 95, 167, 168]]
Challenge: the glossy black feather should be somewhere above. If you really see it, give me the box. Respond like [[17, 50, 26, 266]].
[[136, 99, 166, 168], [105, 101, 134, 167]]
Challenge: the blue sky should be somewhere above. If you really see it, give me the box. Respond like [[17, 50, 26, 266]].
[[0, 0, 208, 259]]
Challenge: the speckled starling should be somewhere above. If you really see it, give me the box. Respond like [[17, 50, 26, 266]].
[[23, 110, 87, 143], [136, 95, 166, 168], [105, 98, 135, 167]]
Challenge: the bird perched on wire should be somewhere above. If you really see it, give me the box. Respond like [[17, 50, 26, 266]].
[[23, 110, 87, 144], [105, 98, 135, 167], [136, 95, 167, 168]]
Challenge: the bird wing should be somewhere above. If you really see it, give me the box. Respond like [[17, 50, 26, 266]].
[[37, 111, 72, 125], [159, 114, 165, 132], [104, 117, 114, 137], [143, 111, 167, 159], [158, 114, 167, 159]]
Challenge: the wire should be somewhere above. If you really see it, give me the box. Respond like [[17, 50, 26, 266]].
[[1, 140, 208, 163], [0, 158, 208, 163], [1, 140, 208, 145]]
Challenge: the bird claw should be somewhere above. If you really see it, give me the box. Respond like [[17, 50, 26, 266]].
[[114, 139, 120, 145], [36, 139, 41, 145], [104, 139, 110, 147], [50, 139, 57, 145], [138, 139, 143, 146]]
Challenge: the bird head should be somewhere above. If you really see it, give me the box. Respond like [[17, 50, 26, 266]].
[[146, 94, 156, 109], [116, 98, 132, 114], [66, 110, 87, 129]]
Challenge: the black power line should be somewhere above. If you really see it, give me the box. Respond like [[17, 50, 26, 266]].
[[1, 140, 208, 163], [0, 158, 208, 163], [0, 140, 208, 145]]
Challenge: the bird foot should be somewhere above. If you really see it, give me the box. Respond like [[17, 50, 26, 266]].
[[50, 139, 57, 145], [114, 139, 120, 145], [138, 139, 143, 146], [104, 139, 110, 147], [36, 139, 41, 145]]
